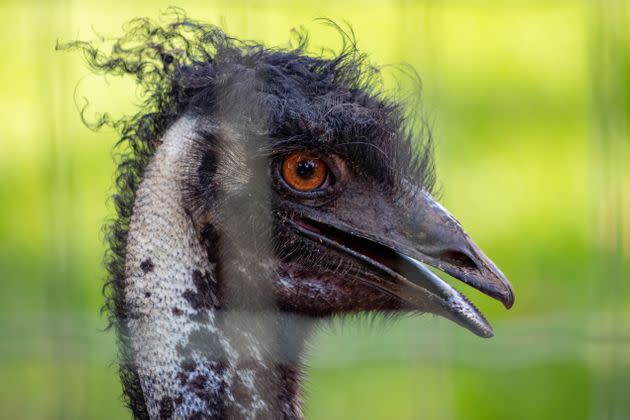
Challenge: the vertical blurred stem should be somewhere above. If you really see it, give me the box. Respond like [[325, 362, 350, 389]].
[[397, 1, 456, 420], [38, 0, 73, 418], [587, 1, 628, 419]]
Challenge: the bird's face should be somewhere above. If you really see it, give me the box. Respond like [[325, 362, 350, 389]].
[[186, 123, 513, 338], [269, 148, 513, 337], [182, 62, 514, 338]]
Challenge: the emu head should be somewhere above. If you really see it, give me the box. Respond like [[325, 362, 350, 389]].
[[133, 59, 514, 335], [166, 52, 514, 335], [68, 17, 514, 419]]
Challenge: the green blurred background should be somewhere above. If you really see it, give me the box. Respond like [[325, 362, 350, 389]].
[[1, 1, 628, 419]]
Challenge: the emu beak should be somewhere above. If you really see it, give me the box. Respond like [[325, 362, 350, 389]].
[[400, 191, 514, 309], [291, 189, 514, 338], [391, 191, 514, 337]]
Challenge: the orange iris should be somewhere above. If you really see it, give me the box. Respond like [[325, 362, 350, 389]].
[[281, 152, 327, 192]]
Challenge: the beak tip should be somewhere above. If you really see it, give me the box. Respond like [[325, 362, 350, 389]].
[[504, 295, 515, 310], [501, 282, 515, 309], [482, 329, 494, 339]]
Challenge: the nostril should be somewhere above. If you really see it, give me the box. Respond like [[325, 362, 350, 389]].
[[436, 250, 479, 271]]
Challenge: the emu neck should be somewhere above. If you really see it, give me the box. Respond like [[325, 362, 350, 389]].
[[123, 118, 311, 419]]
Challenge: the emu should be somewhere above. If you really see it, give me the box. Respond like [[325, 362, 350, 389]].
[[65, 15, 514, 419]]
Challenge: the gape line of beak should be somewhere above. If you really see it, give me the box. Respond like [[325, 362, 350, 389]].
[[289, 214, 513, 338]]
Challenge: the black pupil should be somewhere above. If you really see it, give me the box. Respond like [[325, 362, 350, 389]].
[[296, 159, 317, 179]]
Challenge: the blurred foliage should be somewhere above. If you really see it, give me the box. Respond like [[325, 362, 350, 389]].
[[0, 1, 628, 419]]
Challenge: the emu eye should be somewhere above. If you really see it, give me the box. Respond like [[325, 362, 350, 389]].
[[281, 152, 328, 192]]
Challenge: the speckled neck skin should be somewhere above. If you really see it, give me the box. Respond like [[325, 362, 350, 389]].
[[124, 117, 310, 419]]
